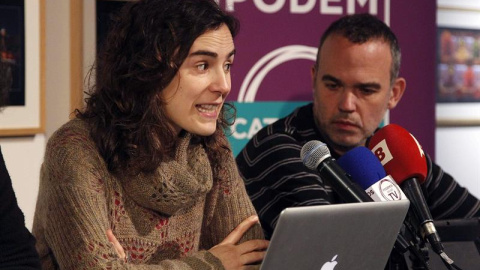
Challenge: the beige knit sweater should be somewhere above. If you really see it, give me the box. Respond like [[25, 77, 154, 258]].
[[32, 119, 264, 269]]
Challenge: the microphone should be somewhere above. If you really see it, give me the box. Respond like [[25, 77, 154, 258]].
[[368, 124, 445, 255], [335, 146, 424, 258], [301, 141, 428, 264], [337, 146, 407, 202], [300, 140, 372, 203]]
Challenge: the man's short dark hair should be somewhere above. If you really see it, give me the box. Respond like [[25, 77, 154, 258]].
[[315, 13, 401, 85]]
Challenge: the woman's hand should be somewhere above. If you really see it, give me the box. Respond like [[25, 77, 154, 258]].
[[106, 229, 126, 261], [209, 215, 269, 270]]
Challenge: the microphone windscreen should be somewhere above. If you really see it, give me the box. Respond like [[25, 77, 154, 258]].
[[367, 124, 427, 184], [301, 140, 331, 170], [337, 146, 387, 190]]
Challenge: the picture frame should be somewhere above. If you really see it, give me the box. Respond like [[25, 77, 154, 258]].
[[73, 0, 130, 111], [437, 27, 480, 104], [437, 4, 480, 126], [0, 0, 45, 136]]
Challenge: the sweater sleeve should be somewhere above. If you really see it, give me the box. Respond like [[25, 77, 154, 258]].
[[235, 132, 337, 240], [0, 148, 41, 269], [423, 154, 480, 219], [32, 126, 225, 270], [200, 146, 265, 250]]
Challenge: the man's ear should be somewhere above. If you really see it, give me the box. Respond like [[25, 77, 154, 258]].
[[311, 65, 317, 90], [388, 77, 406, 110]]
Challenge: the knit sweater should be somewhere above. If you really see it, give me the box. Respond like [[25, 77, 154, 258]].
[[32, 119, 263, 269], [0, 147, 41, 269]]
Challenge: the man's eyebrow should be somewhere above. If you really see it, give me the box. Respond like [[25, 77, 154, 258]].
[[189, 49, 236, 58], [353, 82, 381, 90], [321, 75, 342, 85], [322, 74, 381, 89]]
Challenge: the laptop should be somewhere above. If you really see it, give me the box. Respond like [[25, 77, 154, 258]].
[[260, 200, 410, 270]]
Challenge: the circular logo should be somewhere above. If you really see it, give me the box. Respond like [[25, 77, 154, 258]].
[[237, 45, 317, 102], [379, 179, 402, 201]]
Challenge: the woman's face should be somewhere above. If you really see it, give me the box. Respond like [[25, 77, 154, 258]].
[[161, 24, 235, 136]]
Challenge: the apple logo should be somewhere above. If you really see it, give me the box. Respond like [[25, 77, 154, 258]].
[[320, 255, 338, 270]]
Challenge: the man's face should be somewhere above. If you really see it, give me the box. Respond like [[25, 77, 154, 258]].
[[161, 24, 235, 136], [312, 35, 405, 155]]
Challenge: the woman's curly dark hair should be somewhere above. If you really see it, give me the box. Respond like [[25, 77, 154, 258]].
[[77, 0, 239, 175]]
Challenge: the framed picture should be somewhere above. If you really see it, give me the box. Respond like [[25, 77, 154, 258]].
[[437, 5, 480, 126], [0, 0, 44, 136], [437, 27, 480, 103], [74, 0, 129, 110]]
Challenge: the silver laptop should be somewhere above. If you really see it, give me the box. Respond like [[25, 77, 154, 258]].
[[260, 200, 410, 270]]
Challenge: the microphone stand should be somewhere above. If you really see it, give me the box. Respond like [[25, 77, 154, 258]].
[[409, 238, 430, 270], [404, 212, 431, 270], [386, 249, 409, 270]]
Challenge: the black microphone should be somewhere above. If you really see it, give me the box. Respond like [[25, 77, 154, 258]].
[[300, 140, 371, 203]]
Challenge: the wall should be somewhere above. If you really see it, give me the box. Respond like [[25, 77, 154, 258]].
[[436, 127, 480, 197], [435, 0, 480, 198], [1, 136, 44, 230]]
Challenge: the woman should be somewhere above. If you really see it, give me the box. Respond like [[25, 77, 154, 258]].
[[32, 0, 268, 269]]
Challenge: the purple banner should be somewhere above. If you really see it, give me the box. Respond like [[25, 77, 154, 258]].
[[218, 0, 436, 157]]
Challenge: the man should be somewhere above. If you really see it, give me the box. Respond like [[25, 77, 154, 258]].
[[236, 13, 480, 242]]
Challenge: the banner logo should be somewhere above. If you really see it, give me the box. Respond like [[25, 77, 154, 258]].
[[238, 45, 317, 102]]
